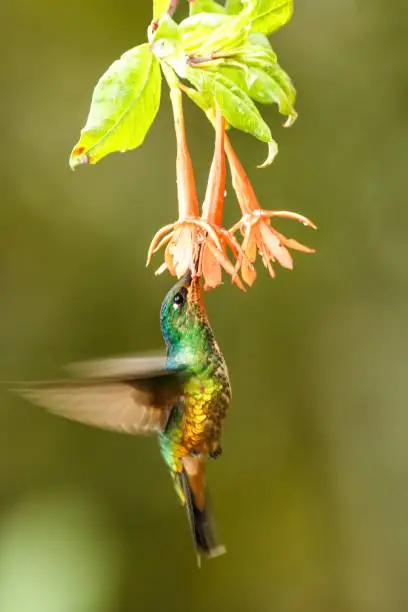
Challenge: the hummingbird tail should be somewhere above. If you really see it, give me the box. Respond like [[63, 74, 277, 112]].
[[178, 459, 226, 566]]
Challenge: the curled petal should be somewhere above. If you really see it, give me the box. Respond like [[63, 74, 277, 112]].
[[183, 218, 223, 252], [146, 223, 175, 266], [149, 232, 173, 256], [229, 219, 243, 235], [147, 216, 248, 289], [262, 210, 317, 230]]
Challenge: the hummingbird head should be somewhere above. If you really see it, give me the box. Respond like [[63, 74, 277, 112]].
[[160, 271, 207, 358]]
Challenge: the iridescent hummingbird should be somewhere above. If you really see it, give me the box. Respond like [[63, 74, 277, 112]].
[[16, 271, 231, 564]]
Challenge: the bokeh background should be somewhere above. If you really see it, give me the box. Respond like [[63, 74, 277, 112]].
[[1, 1, 407, 611]]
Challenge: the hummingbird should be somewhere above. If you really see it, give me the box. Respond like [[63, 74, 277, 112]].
[[16, 271, 231, 564]]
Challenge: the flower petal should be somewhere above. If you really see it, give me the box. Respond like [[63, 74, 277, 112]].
[[188, 218, 223, 252], [146, 223, 175, 265], [263, 210, 317, 230], [274, 232, 316, 254], [241, 258, 257, 286], [243, 231, 257, 264], [164, 240, 177, 276], [149, 232, 173, 257], [155, 262, 168, 276], [206, 240, 246, 292], [220, 229, 241, 259], [265, 256, 276, 279], [260, 222, 293, 270], [201, 244, 223, 290], [173, 226, 194, 277]]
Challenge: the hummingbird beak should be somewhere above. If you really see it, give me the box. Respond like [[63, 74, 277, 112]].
[[177, 269, 205, 310], [189, 274, 203, 307]]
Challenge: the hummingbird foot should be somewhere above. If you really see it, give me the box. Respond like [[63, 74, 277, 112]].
[[210, 446, 223, 459]]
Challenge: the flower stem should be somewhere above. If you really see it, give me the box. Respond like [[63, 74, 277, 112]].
[[168, 0, 179, 17]]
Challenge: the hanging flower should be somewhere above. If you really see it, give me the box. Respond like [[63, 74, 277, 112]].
[[225, 135, 316, 285], [147, 85, 315, 290], [147, 92, 244, 289], [147, 216, 229, 278]]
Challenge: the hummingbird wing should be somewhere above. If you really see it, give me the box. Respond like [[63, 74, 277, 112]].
[[65, 354, 168, 379], [13, 356, 187, 435]]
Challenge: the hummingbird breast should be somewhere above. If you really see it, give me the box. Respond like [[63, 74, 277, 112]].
[[181, 356, 231, 455], [162, 349, 231, 469]]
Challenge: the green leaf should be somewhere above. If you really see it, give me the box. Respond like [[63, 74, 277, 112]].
[[182, 84, 213, 114], [189, 0, 226, 15], [248, 66, 296, 117], [236, 42, 277, 67], [153, 0, 170, 19], [248, 32, 273, 49], [70, 44, 161, 168], [213, 61, 296, 122], [149, 12, 183, 59], [179, 12, 249, 56], [150, 12, 181, 44], [194, 69, 270, 142], [214, 65, 248, 90], [149, 13, 189, 77], [225, 0, 244, 14], [179, 13, 230, 53], [186, 67, 278, 164], [249, 0, 293, 35], [184, 65, 215, 96], [201, 14, 250, 55], [261, 62, 297, 124]]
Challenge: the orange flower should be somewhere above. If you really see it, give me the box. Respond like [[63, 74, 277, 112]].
[[147, 94, 244, 289], [147, 86, 315, 290], [147, 86, 202, 279], [230, 209, 316, 285], [225, 135, 316, 285], [147, 216, 228, 279]]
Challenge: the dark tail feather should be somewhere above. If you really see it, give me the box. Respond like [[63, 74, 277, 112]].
[[179, 469, 226, 567]]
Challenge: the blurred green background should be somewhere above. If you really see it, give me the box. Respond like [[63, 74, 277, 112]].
[[1, 1, 407, 611]]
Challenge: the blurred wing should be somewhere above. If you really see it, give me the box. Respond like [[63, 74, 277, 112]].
[[65, 354, 168, 380], [14, 360, 187, 435]]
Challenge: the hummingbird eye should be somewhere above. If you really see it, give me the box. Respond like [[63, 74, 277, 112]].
[[173, 291, 185, 309]]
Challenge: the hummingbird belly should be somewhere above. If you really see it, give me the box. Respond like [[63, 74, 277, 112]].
[[160, 367, 230, 473], [180, 371, 230, 455]]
